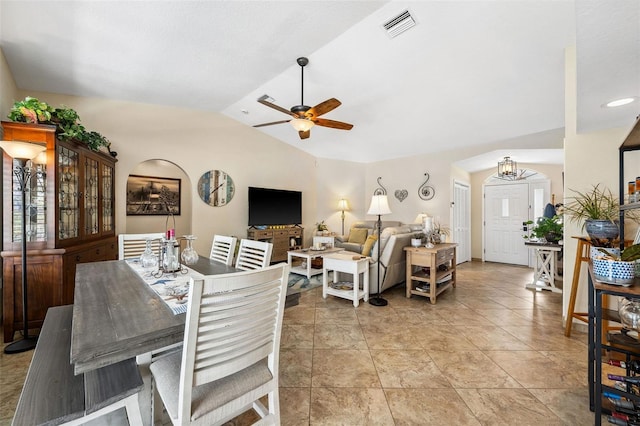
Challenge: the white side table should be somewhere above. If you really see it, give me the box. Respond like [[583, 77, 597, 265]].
[[313, 235, 335, 249], [524, 241, 562, 293], [322, 253, 369, 307]]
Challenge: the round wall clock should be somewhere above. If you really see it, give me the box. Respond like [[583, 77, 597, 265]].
[[197, 170, 235, 207]]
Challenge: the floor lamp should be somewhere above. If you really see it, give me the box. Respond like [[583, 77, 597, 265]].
[[338, 198, 349, 236], [0, 140, 47, 354], [367, 194, 391, 306]]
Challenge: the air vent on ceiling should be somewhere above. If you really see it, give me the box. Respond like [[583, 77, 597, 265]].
[[383, 10, 416, 38]]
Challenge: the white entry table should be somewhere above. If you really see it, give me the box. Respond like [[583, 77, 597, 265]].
[[322, 252, 369, 307], [525, 241, 563, 293]]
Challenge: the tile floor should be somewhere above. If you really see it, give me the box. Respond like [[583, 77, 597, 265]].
[[0, 261, 604, 425]]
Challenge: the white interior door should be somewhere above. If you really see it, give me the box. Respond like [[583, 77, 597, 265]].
[[452, 181, 471, 264], [484, 183, 529, 265]]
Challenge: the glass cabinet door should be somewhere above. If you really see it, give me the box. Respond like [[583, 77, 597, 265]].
[[84, 156, 100, 237], [9, 158, 47, 243], [102, 162, 114, 233], [57, 144, 80, 240]]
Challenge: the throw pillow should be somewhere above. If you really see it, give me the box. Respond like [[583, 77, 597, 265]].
[[348, 228, 368, 244], [361, 235, 377, 256]]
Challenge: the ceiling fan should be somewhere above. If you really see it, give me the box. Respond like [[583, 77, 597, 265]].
[[253, 57, 353, 140]]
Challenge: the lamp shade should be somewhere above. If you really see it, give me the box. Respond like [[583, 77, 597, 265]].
[[0, 140, 46, 160], [290, 118, 315, 132], [338, 198, 349, 211], [367, 194, 392, 215]]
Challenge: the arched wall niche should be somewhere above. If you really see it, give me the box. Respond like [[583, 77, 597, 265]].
[[125, 159, 192, 236]]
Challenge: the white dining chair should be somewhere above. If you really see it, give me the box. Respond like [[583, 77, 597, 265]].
[[149, 263, 290, 425], [235, 239, 273, 271], [118, 233, 164, 260], [209, 235, 238, 266]]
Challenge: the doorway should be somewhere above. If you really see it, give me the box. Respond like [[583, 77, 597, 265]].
[[483, 178, 551, 266], [452, 181, 471, 264]]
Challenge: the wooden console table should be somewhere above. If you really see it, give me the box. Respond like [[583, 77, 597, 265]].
[[404, 243, 457, 304]]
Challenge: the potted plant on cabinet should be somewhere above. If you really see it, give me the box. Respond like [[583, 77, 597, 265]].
[[563, 184, 639, 247], [7, 96, 116, 156]]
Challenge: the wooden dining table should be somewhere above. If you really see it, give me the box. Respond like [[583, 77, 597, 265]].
[[70, 256, 236, 375]]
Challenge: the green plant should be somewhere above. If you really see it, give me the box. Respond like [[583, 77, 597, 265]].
[[563, 184, 640, 228], [7, 97, 111, 152], [316, 221, 328, 231], [8, 96, 55, 123], [524, 215, 563, 241], [595, 244, 640, 262], [433, 221, 450, 236]]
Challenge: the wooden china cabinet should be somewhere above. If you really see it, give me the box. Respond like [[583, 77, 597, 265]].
[[1, 121, 117, 342]]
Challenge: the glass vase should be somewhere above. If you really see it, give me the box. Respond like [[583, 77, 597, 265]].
[[139, 238, 158, 275], [181, 235, 198, 265]]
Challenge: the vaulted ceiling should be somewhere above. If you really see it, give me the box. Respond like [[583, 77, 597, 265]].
[[1, 1, 638, 167]]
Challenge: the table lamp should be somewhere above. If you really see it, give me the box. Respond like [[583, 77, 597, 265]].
[[338, 198, 349, 235]]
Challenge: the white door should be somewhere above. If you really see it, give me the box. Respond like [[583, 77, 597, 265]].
[[484, 183, 529, 265], [452, 181, 471, 264]]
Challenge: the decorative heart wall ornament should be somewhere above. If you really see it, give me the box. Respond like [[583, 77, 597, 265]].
[[394, 189, 408, 202]]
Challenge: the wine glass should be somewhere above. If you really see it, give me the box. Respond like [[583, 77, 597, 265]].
[[139, 238, 158, 275], [181, 235, 198, 266]]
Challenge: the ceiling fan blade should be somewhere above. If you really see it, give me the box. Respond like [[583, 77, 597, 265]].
[[305, 98, 341, 119], [299, 130, 310, 140], [257, 95, 297, 117], [253, 120, 291, 128], [314, 118, 353, 130]]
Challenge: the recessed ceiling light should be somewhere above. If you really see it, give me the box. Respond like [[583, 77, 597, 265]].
[[241, 109, 249, 114], [603, 97, 637, 108]]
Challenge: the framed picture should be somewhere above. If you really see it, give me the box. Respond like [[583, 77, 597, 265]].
[[126, 175, 181, 216]]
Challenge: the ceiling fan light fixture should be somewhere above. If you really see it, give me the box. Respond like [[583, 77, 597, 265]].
[[290, 118, 314, 132]]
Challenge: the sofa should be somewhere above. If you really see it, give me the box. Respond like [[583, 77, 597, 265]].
[[335, 221, 402, 253], [335, 221, 423, 295]]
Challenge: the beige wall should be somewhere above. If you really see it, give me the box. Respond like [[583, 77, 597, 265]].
[[4, 90, 322, 255], [0, 49, 18, 128]]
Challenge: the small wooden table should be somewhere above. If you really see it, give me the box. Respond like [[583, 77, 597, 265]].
[[404, 243, 457, 304], [525, 241, 563, 293], [322, 253, 369, 307]]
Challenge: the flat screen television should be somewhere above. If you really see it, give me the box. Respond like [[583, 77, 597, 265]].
[[248, 187, 302, 226]]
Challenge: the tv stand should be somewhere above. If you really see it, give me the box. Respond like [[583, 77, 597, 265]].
[[247, 226, 303, 263]]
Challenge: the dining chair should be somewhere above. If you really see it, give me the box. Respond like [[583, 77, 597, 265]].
[[118, 233, 164, 260], [209, 235, 238, 266], [149, 263, 290, 425], [235, 239, 273, 270]]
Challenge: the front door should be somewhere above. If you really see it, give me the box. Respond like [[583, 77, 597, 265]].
[[484, 183, 529, 265]]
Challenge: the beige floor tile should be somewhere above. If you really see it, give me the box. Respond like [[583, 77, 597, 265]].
[[527, 388, 603, 425], [315, 307, 359, 324], [280, 387, 311, 425], [279, 349, 313, 387], [475, 308, 539, 326], [437, 306, 495, 326], [313, 324, 368, 350], [385, 388, 481, 425], [284, 305, 317, 325], [312, 349, 381, 388], [361, 323, 423, 350], [486, 350, 586, 388], [413, 326, 480, 352], [456, 388, 563, 425], [501, 324, 587, 351], [428, 350, 522, 388], [310, 387, 394, 425], [370, 349, 451, 388], [452, 325, 535, 351], [281, 324, 315, 349]]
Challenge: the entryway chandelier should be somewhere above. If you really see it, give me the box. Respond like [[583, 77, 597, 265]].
[[496, 156, 537, 181]]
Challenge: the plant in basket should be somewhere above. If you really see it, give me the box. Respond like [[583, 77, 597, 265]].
[[592, 244, 640, 285]]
